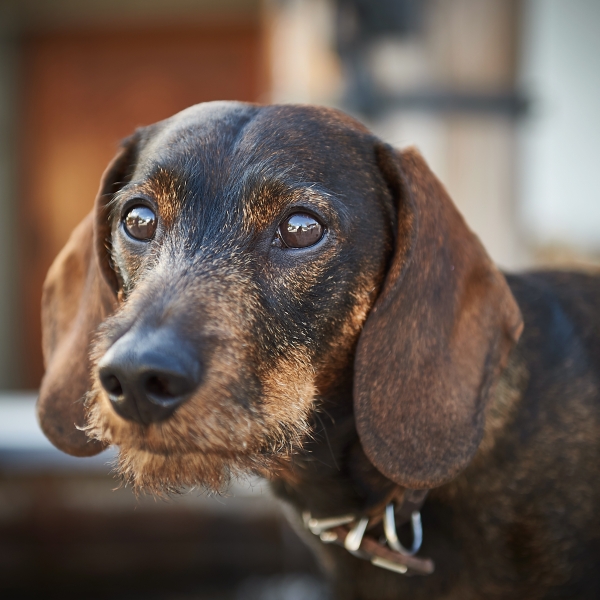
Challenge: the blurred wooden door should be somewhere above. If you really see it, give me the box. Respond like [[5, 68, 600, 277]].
[[20, 23, 267, 388]]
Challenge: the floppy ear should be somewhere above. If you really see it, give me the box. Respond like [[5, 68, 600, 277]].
[[37, 136, 139, 456], [354, 146, 523, 489]]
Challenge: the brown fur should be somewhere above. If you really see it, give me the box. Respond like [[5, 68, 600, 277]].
[[37, 102, 600, 598]]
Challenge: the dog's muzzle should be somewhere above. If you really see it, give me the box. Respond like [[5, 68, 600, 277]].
[[98, 326, 201, 425]]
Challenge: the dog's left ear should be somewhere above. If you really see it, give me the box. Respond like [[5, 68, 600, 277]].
[[354, 145, 523, 489], [37, 136, 139, 456]]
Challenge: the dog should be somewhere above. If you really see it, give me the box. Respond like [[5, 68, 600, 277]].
[[37, 102, 600, 599]]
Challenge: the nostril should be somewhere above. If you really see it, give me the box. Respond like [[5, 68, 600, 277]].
[[99, 366, 145, 424], [145, 375, 175, 399], [100, 372, 124, 398], [142, 371, 196, 407]]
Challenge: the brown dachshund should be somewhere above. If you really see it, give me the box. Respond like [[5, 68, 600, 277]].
[[37, 102, 600, 599]]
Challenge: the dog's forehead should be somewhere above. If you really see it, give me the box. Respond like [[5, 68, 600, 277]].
[[138, 101, 259, 164], [137, 101, 374, 179]]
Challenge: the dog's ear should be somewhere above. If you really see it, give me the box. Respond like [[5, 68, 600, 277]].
[[354, 146, 523, 489], [37, 136, 139, 456]]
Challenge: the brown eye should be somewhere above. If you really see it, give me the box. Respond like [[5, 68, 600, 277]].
[[123, 205, 157, 241], [278, 213, 324, 248]]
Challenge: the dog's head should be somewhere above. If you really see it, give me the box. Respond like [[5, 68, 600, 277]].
[[38, 102, 522, 493]]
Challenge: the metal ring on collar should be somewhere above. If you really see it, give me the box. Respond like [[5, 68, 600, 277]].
[[383, 503, 423, 556]]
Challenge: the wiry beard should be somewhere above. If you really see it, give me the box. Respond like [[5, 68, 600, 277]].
[[83, 385, 314, 496]]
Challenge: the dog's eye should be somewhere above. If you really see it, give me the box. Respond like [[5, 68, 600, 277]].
[[123, 205, 157, 241], [278, 213, 324, 248]]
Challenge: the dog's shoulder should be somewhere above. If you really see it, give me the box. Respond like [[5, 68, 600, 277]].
[[495, 269, 600, 463], [505, 270, 600, 374]]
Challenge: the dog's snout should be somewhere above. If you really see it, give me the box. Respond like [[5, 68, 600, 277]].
[[98, 329, 200, 425]]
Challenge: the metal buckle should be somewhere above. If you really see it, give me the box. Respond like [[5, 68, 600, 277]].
[[344, 516, 369, 552], [371, 556, 408, 574], [383, 503, 423, 556], [303, 501, 425, 575], [302, 512, 355, 535]]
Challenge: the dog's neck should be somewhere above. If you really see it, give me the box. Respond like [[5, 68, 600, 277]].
[[270, 375, 437, 577], [271, 349, 527, 521], [270, 370, 396, 519]]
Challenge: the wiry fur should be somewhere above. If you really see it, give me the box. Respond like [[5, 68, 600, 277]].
[[38, 102, 600, 599]]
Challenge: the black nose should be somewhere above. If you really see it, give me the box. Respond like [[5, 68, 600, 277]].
[[98, 328, 200, 424]]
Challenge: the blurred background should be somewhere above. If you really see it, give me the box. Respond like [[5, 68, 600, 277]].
[[0, 0, 598, 597]]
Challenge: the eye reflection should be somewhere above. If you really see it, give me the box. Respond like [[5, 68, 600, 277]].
[[279, 213, 324, 248], [123, 205, 157, 241]]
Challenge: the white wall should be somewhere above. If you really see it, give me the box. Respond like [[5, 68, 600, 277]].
[[519, 0, 600, 255]]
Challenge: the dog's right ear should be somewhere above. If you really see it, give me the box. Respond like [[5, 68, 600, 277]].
[[37, 135, 140, 456], [354, 145, 522, 490]]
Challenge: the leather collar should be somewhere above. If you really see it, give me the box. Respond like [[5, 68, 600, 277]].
[[303, 487, 434, 576]]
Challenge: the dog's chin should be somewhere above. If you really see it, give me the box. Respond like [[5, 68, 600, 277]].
[[112, 445, 240, 494], [84, 393, 299, 495], [102, 440, 293, 495]]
